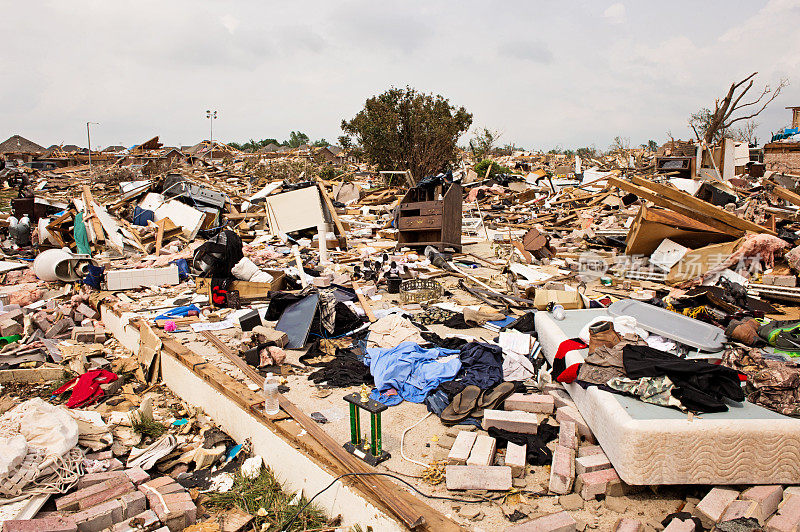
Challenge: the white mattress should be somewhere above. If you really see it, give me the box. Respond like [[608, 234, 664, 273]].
[[535, 309, 800, 485]]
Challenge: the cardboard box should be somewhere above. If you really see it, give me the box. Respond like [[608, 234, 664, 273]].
[[531, 288, 584, 310], [197, 270, 286, 304]]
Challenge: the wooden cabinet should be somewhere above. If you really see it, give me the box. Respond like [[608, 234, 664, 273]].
[[396, 182, 462, 252]]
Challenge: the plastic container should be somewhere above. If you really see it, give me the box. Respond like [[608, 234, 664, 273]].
[[263, 373, 280, 415]]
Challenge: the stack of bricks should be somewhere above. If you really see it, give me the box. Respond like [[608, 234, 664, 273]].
[[26, 299, 104, 343], [138, 477, 197, 531], [2, 469, 197, 532], [689, 485, 800, 531], [445, 432, 513, 490]]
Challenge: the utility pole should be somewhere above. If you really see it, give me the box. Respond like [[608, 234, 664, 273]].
[[87, 121, 99, 171], [206, 110, 217, 162]]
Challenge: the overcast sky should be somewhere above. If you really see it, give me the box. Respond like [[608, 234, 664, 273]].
[[1, 0, 798, 151]]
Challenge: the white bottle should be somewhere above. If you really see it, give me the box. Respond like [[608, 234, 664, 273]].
[[263, 373, 280, 415]]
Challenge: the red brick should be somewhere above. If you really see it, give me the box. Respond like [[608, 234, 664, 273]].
[[74, 471, 127, 490], [110, 509, 160, 532], [445, 465, 512, 490], [2, 515, 76, 532], [663, 519, 695, 532], [55, 477, 133, 511], [614, 518, 643, 531], [741, 484, 783, 523], [71, 498, 124, 532], [765, 494, 800, 532], [555, 406, 595, 443], [695, 487, 739, 528], [575, 453, 611, 475], [719, 499, 758, 524], [548, 445, 575, 495], [504, 510, 576, 531], [558, 420, 577, 450], [505, 442, 527, 478], [482, 409, 539, 434], [124, 467, 150, 486], [577, 445, 603, 457], [575, 467, 621, 500], [447, 431, 477, 465], [505, 393, 555, 414]]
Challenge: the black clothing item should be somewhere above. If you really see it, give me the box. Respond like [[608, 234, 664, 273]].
[[488, 421, 559, 466], [420, 331, 468, 350], [307, 350, 372, 388], [504, 312, 536, 334], [443, 313, 472, 329], [457, 342, 504, 390], [623, 344, 745, 413], [192, 230, 243, 278]]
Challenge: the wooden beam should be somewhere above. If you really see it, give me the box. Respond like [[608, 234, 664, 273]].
[[196, 330, 454, 530], [351, 279, 377, 322], [155, 219, 165, 256], [81, 185, 106, 244], [608, 177, 745, 238], [768, 181, 800, 208], [629, 175, 775, 236], [316, 181, 349, 249]]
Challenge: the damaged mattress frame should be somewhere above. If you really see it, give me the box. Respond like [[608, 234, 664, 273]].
[[100, 303, 461, 532]]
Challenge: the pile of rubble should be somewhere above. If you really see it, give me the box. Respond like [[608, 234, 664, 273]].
[[1, 124, 800, 532]]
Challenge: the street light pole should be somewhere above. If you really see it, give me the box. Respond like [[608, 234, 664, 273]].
[[206, 110, 217, 162], [86, 121, 99, 171]]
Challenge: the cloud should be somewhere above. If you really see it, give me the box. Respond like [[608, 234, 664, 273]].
[[498, 40, 553, 64], [603, 3, 627, 24], [220, 14, 240, 34]]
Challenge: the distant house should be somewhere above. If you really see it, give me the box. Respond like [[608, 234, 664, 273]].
[[257, 143, 281, 153], [103, 145, 127, 153], [0, 135, 46, 154]]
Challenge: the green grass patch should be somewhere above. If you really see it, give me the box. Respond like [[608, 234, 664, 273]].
[[130, 412, 167, 439], [206, 468, 328, 531]]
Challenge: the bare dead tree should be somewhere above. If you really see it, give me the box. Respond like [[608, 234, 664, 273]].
[[703, 72, 788, 145]]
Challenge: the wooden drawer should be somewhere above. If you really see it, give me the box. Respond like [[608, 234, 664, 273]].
[[398, 215, 443, 231], [400, 201, 443, 216]]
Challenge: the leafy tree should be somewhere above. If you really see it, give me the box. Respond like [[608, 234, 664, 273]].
[[340, 86, 472, 183], [311, 138, 329, 147], [576, 146, 597, 159], [469, 128, 500, 160], [647, 139, 658, 151], [337, 136, 352, 150], [474, 159, 512, 179], [284, 131, 310, 148]]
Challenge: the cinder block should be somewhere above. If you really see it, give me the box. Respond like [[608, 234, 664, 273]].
[[505, 393, 555, 414], [504, 510, 576, 531], [695, 487, 740, 528], [663, 518, 696, 532], [577, 445, 604, 457], [742, 484, 783, 523], [575, 453, 611, 475], [1, 515, 76, 532], [548, 445, 575, 495], [505, 442, 527, 478], [447, 431, 477, 465], [445, 465, 512, 491], [466, 434, 496, 466], [55, 477, 133, 512], [556, 405, 594, 443], [106, 265, 179, 291], [482, 409, 539, 434], [765, 494, 800, 532], [613, 518, 644, 531], [575, 467, 621, 500], [558, 420, 577, 450]]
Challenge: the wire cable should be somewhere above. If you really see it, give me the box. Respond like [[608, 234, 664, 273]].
[[400, 412, 432, 468], [279, 471, 505, 531]]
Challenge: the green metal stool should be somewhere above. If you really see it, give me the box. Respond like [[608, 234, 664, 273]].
[[343, 385, 390, 466]]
